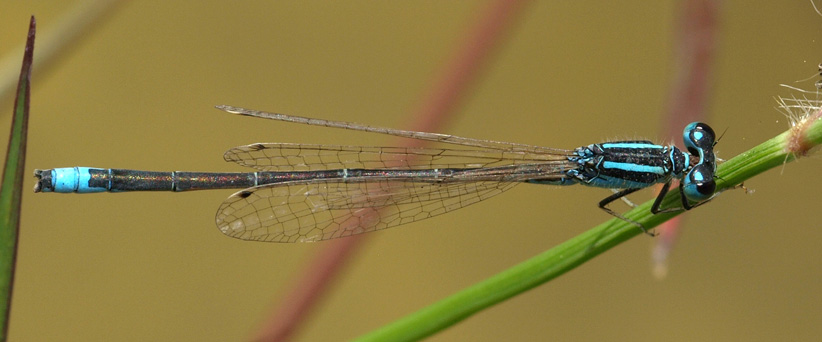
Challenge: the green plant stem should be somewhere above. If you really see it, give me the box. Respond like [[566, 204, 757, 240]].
[[354, 111, 822, 342]]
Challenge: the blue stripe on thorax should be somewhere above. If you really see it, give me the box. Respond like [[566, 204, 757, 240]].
[[600, 161, 665, 175]]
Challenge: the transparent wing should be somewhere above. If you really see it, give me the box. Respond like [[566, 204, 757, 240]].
[[224, 143, 574, 171], [217, 105, 571, 154], [215, 178, 520, 243], [215, 105, 574, 242]]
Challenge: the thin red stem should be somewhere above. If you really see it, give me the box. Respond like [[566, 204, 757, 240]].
[[654, 0, 719, 277], [252, 1, 531, 341]]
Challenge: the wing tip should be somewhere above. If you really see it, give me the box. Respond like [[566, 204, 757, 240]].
[[215, 104, 244, 115]]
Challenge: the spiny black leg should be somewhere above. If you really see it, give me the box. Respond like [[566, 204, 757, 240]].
[[611, 189, 638, 208], [598, 188, 654, 236], [650, 180, 682, 214], [658, 180, 715, 213], [679, 181, 693, 210], [600, 188, 642, 208]]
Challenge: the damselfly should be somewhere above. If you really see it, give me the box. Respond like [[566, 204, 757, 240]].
[[34, 105, 718, 242]]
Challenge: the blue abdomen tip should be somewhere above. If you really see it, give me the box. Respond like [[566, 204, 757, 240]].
[[51, 167, 107, 193]]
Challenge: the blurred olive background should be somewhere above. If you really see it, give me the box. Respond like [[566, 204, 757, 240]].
[[2, 1, 821, 341]]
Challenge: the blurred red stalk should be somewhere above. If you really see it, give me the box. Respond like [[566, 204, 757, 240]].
[[253, 1, 531, 341], [654, 0, 719, 278]]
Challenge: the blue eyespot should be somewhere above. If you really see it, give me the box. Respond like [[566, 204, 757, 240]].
[[683, 122, 716, 156]]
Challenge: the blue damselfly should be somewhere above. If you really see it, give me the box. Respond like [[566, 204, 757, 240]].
[[34, 105, 718, 242]]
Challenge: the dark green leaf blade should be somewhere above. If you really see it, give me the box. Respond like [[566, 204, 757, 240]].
[[0, 16, 35, 342]]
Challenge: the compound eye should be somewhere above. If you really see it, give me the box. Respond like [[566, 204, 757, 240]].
[[683, 122, 716, 155], [682, 164, 716, 202]]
